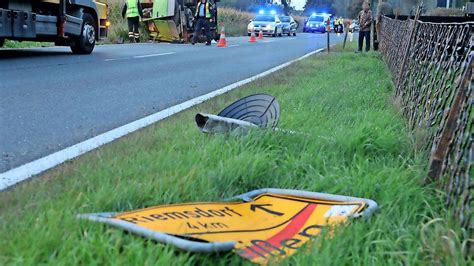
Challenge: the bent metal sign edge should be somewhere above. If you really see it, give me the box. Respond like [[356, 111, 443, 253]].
[[79, 191, 375, 264]]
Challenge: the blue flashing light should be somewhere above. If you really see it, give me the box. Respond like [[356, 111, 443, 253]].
[[259, 9, 264, 14], [311, 12, 316, 16], [270, 10, 276, 15]]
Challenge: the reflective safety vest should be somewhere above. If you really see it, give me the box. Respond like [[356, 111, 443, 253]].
[[195, 2, 211, 19], [126, 0, 140, 18]]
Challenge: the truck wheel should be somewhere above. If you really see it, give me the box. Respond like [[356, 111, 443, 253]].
[[70, 13, 96, 54], [0, 38, 4, 48]]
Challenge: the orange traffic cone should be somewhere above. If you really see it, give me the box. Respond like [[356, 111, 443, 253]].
[[258, 29, 263, 39], [249, 30, 257, 43], [217, 26, 227, 47]]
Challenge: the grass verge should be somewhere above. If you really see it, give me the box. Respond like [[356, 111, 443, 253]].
[[217, 7, 254, 36], [0, 44, 470, 265], [2, 40, 53, 49]]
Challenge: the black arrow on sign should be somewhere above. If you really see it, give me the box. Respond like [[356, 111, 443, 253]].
[[250, 204, 284, 216]]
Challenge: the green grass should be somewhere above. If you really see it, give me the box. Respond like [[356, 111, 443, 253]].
[[3, 40, 53, 49], [0, 44, 470, 265], [217, 8, 254, 36]]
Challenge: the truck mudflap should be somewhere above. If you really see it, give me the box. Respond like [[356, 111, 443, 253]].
[[64, 15, 83, 36], [36, 15, 58, 36]]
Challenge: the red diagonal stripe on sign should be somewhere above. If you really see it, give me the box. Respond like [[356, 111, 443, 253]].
[[238, 203, 317, 260]]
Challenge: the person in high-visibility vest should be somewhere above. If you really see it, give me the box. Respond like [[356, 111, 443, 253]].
[[122, 0, 143, 43], [192, 0, 214, 46], [337, 18, 344, 33]]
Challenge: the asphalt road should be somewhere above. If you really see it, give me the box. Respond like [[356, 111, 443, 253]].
[[0, 33, 345, 173]]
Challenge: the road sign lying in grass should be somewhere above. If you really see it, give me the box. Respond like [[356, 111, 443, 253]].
[[196, 94, 280, 134], [79, 188, 378, 264]]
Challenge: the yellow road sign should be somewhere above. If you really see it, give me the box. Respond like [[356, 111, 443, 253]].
[[109, 193, 366, 264]]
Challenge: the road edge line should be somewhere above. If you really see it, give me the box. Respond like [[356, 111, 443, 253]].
[[0, 48, 325, 191]]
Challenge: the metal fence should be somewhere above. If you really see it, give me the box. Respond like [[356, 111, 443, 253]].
[[378, 16, 473, 231]]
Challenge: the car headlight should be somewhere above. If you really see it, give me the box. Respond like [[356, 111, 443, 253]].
[[266, 24, 275, 29]]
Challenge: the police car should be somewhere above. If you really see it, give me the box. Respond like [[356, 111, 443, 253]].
[[247, 10, 284, 37], [303, 13, 331, 33]]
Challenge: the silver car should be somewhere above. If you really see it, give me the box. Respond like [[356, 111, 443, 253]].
[[248, 14, 283, 37], [280, 16, 297, 36]]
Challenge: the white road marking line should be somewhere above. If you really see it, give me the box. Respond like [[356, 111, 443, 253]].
[[133, 52, 175, 58], [0, 47, 326, 191], [261, 40, 275, 43], [104, 57, 129, 61], [104, 52, 175, 61], [228, 45, 240, 48], [99, 42, 153, 47], [287, 37, 296, 40]]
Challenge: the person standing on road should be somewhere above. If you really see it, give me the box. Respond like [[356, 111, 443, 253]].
[[357, 1, 373, 52], [122, 0, 144, 43], [192, 0, 214, 46]]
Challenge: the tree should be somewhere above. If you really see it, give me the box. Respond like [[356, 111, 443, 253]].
[[347, 0, 364, 18], [282, 0, 291, 15], [332, 0, 352, 16], [304, 0, 335, 14], [219, 0, 257, 10]]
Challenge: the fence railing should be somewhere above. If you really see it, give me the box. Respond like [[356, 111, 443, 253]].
[[378, 16, 473, 231]]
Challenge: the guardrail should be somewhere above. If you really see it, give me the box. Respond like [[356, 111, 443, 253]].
[[378, 15, 472, 232]]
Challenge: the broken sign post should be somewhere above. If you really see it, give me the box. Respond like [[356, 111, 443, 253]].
[[196, 93, 280, 134], [79, 188, 378, 264], [195, 113, 258, 134]]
